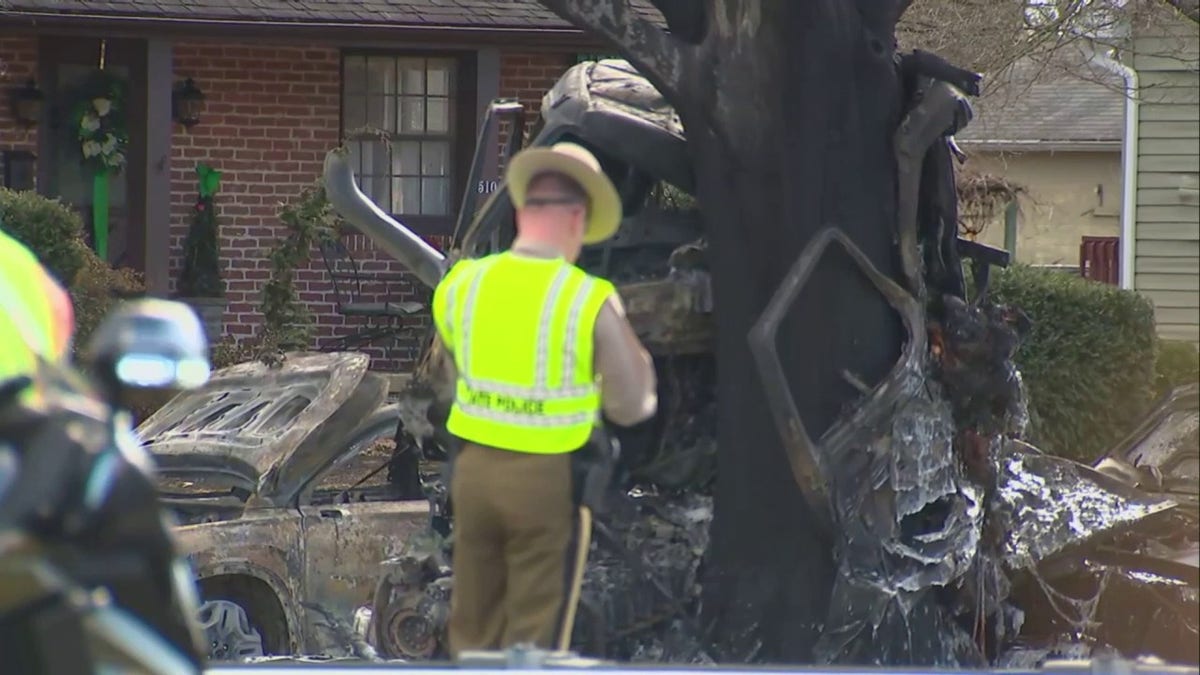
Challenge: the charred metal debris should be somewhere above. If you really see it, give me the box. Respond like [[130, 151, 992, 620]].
[[306, 58, 1199, 667]]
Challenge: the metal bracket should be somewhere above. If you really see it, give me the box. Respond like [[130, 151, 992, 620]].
[[956, 238, 1011, 305]]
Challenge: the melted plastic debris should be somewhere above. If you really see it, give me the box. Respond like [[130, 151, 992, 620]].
[[816, 382, 986, 665], [890, 393, 958, 519], [997, 448, 1178, 569]]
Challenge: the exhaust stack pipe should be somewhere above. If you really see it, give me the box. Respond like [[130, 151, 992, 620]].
[[323, 148, 448, 289]]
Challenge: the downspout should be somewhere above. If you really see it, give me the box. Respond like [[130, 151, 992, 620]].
[[1088, 45, 1140, 290]]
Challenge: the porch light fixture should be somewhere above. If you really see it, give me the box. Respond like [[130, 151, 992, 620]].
[[10, 79, 43, 127], [172, 78, 205, 129]]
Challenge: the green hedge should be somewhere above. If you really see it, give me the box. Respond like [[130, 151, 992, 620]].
[[0, 188, 90, 286], [1155, 339, 1200, 398], [988, 264, 1159, 463]]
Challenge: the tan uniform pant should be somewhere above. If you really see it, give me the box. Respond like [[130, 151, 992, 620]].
[[447, 442, 576, 657]]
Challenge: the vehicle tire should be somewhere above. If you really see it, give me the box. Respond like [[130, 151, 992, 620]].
[[197, 599, 266, 661]]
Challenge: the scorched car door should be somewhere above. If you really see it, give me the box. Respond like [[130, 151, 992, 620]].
[[298, 501, 426, 653]]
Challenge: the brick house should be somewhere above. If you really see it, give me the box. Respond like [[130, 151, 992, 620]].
[[0, 1, 643, 371]]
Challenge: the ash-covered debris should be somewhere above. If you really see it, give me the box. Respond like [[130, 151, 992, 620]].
[[574, 490, 713, 661], [996, 446, 1177, 569], [815, 376, 988, 666], [623, 355, 717, 491]]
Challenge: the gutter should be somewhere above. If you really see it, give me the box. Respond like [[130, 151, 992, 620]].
[[956, 140, 1123, 153], [1088, 46, 1140, 291]]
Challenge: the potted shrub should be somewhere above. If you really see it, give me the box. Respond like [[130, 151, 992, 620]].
[[175, 162, 226, 344]]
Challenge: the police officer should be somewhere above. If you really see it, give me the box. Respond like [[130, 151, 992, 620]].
[[0, 227, 75, 398], [431, 142, 658, 656]]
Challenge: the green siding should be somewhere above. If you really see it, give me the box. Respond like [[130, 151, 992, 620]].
[[1133, 15, 1200, 345]]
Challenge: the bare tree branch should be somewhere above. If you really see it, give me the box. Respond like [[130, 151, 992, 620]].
[[1163, 0, 1200, 23], [539, 0, 694, 101]]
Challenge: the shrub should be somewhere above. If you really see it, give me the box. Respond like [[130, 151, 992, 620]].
[[0, 187, 90, 286], [1154, 339, 1200, 399], [69, 251, 145, 351], [989, 264, 1158, 463]]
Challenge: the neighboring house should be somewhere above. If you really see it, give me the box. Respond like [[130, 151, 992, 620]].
[[0, 1, 652, 370], [955, 59, 1126, 268], [1127, 7, 1200, 345]]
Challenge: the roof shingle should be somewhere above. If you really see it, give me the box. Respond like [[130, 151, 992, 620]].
[[958, 59, 1126, 146], [0, 0, 664, 29]]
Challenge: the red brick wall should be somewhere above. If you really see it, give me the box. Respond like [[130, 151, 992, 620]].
[[0, 35, 39, 166], [2, 38, 580, 374], [170, 41, 442, 372], [496, 51, 577, 169]]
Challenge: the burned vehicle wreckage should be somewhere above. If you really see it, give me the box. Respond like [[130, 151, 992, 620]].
[[144, 352, 430, 659], [154, 59, 1197, 666]]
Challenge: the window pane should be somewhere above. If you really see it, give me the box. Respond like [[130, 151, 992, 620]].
[[343, 55, 367, 94], [422, 178, 450, 216], [427, 98, 449, 133], [400, 96, 425, 133], [421, 141, 448, 176], [348, 141, 362, 174], [428, 64, 450, 96], [364, 95, 394, 132], [366, 56, 396, 95], [393, 177, 421, 214], [366, 174, 391, 209], [394, 141, 420, 176], [358, 140, 389, 177], [342, 94, 366, 133], [399, 58, 425, 95]]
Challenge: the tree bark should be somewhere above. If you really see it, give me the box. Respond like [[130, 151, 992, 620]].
[[542, 0, 916, 661], [690, 4, 909, 661]]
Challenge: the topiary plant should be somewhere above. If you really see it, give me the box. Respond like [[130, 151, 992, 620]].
[[176, 163, 224, 298]]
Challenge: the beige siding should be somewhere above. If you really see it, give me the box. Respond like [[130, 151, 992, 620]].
[[962, 151, 1121, 265], [1133, 15, 1200, 345]]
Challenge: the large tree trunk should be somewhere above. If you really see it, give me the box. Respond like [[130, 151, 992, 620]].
[[541, 0, 979, 663], [681, 5, 907, 661]]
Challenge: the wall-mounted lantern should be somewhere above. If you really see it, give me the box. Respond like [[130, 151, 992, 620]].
[[172, 78, 205, 129], [10, 80, 43, 128], [2, 150, 37, 191]]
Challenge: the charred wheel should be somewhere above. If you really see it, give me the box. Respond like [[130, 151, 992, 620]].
[[196, 599, 265, 661]]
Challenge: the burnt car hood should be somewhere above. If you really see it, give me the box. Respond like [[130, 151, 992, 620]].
[[1094, 383, 1199, 505], [138, 352, 389, 506]]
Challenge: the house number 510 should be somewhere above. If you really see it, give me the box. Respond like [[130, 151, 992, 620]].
[[478, 180, 499, 194]]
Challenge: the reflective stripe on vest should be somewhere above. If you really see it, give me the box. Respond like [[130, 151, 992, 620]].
[[432, 251, 615, 454]]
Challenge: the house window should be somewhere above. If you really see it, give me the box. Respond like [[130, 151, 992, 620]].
[[341, 54, 456, 218]]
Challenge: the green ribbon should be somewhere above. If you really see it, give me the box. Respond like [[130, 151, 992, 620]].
[[92, 169, 109, 261], [197, 163, 222, 198]]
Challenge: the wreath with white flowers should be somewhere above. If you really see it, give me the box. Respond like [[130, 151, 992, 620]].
[[69, 69, 129, 175]]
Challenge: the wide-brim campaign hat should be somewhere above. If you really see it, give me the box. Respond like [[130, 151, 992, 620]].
[[505, 141, 622, 245]]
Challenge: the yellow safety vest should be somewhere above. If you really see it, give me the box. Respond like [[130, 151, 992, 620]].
[[432, 251, 615, 454], [0, 227, 74, 402]]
